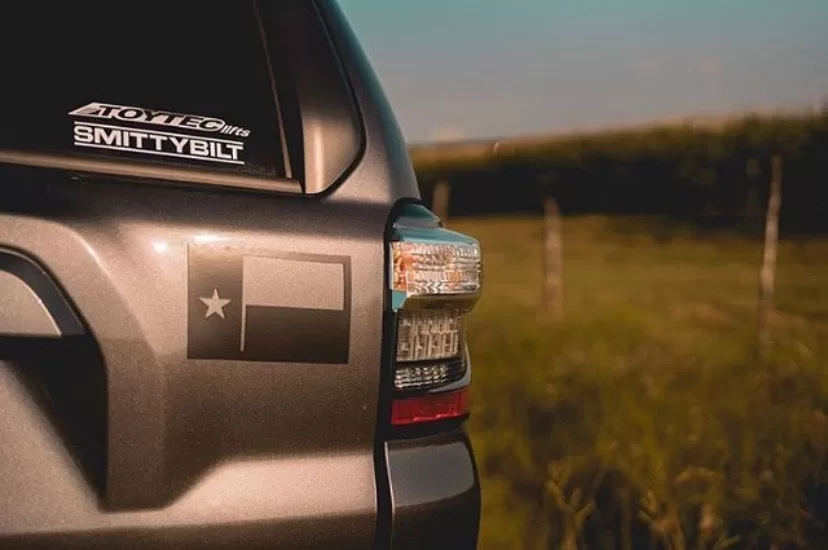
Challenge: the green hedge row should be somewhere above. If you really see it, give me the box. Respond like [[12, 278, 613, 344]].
[[410, 111, 828, 232]]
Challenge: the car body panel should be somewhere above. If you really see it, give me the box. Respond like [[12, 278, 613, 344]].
[[386, 431, 481, 550], [0, 170, 386, 548]]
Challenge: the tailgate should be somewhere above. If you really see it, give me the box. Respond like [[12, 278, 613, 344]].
[[0, 168, 389, 548]]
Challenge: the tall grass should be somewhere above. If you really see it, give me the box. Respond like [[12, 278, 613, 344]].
[[455, 216, 828, 549]]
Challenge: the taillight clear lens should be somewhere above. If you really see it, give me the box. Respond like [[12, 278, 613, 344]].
[[393, 360, 465, 391], [391, 241, 481, 298], [396, 310, 462, 362]]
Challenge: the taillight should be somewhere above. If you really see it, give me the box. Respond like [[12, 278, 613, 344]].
[[386, 204, 482, 430]]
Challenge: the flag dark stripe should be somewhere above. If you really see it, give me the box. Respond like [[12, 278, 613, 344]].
[[187, 246, 244, 360], [243, 306, 349, 364]]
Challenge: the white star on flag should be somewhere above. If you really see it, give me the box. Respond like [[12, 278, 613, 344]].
[[200, 288, 231, 319]]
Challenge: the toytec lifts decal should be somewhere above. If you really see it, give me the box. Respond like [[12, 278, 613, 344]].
[[69, 102, 250, 165]]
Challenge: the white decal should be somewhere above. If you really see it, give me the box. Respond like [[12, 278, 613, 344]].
[[200, 288, 232, 320], [69, 102, 250, 137], [72, 122, 244, 165]]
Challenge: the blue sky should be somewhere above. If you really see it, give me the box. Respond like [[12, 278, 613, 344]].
[[337, 0, 828, 144]]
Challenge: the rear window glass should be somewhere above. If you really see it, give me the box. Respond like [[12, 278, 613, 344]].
[[0, 3, 290, 179]]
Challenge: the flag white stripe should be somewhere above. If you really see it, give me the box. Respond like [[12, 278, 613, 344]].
[[240, 256, 345, 351], [242, 256, 344, 311]]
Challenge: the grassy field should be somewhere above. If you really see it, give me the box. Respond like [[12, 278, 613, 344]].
[[451, 216, 828, 549]]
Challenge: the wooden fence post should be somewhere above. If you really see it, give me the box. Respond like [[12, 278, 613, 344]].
[[756, 154, 782, 358], [543, 192, 564, 318], [432, 180, 451, 225]]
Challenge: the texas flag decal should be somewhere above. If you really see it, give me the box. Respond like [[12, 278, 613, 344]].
[[187, 244, 351, 364]]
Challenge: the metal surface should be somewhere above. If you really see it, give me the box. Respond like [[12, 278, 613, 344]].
[[0, 250, 86, 338], [0, 171, 387, 518], [0, 1, 481, 548], [387, 431, 481, 550], [0, 272, 61, 337]]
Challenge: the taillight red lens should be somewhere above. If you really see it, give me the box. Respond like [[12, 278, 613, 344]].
[[390, 387, 469, 427]]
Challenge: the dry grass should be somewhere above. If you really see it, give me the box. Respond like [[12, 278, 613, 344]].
[[453, 215, 828, 549]]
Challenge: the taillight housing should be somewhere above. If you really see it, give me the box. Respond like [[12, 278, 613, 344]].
[[386, 204, 482, 431]]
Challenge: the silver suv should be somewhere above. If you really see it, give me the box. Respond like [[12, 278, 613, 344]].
[[0, 2, 483, 549]]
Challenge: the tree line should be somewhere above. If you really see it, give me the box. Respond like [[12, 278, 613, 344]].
[[411, 110, 828, 234]]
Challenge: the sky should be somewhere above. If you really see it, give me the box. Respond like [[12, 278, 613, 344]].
[[337, 0, 828, 144]]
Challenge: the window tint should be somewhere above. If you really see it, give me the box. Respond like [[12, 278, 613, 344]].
[[0, 3, 290, 179]]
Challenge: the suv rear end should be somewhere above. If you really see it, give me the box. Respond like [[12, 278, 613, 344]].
[[0, 2, 482, 549]]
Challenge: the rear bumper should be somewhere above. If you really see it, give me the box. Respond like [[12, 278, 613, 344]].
[[386, 429, 481, 550]]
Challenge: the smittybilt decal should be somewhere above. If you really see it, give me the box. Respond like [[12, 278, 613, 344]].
[[68, 102, 250, 166], [187, 244, 352, 364]]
